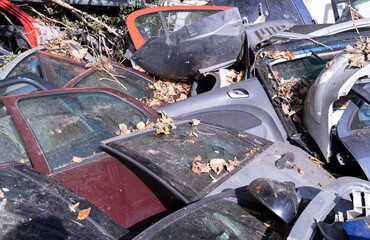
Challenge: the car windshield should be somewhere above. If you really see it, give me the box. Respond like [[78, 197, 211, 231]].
[[270, 56, 329, 82], [103, 123, 269, 202], [135, 10, 222, 41], [144, 198, 283, 239], [18, 92, 150, 171], [7, 52, 86, 87], [0, 102, 29, 164], [74, 66, 154, 99], [213, 0, 304, 24]]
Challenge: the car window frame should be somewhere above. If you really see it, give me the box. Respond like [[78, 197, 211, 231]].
[[126, 6, 232, 50], [101, 120, 271, 203], [0, 87, 160, 175]]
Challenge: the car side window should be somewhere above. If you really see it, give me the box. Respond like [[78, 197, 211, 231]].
[[7, 53, 41, 79], [162, 10, 220, 33], [0, 82, 42, 96], [135, 12, 164, 42], [0, 102, 29, 164], [350, 101, 370, 131], [74, 66, 154, 99], [18, 92, 149, 171]]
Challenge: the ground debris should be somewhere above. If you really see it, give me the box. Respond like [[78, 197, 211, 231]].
[[139, 79, 191, 108], [346, 38, 370, 69], [271, 71, 310, 122], [224, 69, 244, 84], [309, 154, 325, 166], [44, 37, 89, 61]]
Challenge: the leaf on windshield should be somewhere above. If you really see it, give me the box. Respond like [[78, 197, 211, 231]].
[[192, 156, 240, 175], [259, 50, 291, 60], [69, 202, 80, 212], [191, 119, 201, 126], [192, 156, 211, 175], [77, 207, 91, 220], [210, 158, 227, 175], [73, 156, 84, 163], [285, 51, 295, 60], [189, 131, 198, 137], [136, 121, 146, 131], [0, 189, 4, 198]]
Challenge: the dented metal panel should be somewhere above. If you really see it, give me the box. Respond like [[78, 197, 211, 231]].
[[131, 8, 245, 81]]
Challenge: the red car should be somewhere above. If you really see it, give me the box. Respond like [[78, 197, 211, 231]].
[[0, 87, 175, 228], [0, 0, 40, 50]]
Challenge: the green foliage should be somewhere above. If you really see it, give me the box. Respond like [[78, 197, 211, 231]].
[[44, 5, 54, 16], [0, 51, 22, 71]]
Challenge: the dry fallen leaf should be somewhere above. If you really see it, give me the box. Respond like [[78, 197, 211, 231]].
[[192, 159, 211, 175], [72, 156, 84, 163], [69, 202, 80, 212], [298, 168, 304, 175], [189, 131, 198, 137], [191, 119, 201, 126], [210, 158, 227, 175], [0, 189, 4, 198], [77, 207, 91, 220], [285, 51, 295, 60], [136, 121, 146, 131]]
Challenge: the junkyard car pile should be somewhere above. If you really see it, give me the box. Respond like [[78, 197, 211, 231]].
[[0, 0, 370, 239]]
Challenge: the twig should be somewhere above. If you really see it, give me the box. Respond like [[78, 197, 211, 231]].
[[0, 10, 32, 47], [21, 5, 67, 27], [348, 0, 363, 42], [48, 0, 123, 40]]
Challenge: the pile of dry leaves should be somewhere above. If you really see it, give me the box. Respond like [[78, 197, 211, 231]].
[[346, 37, 370, 69], [116, 110, 177, 136], [270, 71, 309, 123], [223, 69, 245, 85], [44, 37, 89, 62], [259, 50, 295, 60], [140, 80, 191, 108], [192, 156, 240, 179]]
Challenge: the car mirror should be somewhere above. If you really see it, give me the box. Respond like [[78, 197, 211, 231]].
[[247, 178, 301, 223]]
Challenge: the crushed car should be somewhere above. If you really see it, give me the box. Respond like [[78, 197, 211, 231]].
[[213, 0, 370, 24], [303, 53, 370, 176], [101, 119, 333, 204], [0, 87, 174, 229], [133, 176, 370, 239], [125, 6, 293, 81], [0, 86, 334, 230]]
